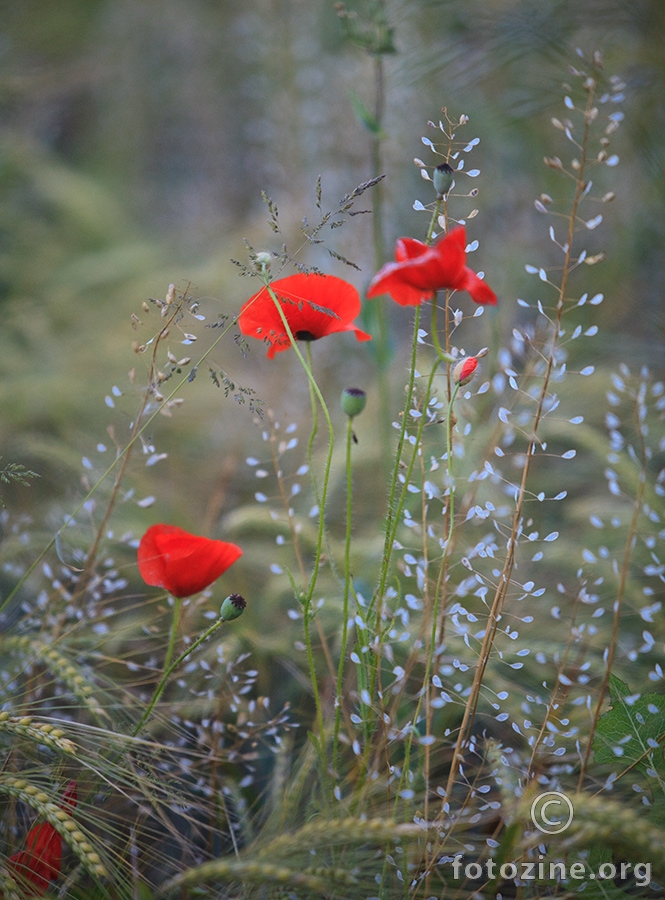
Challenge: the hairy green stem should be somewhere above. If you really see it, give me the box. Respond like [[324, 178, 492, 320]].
[[332, 414, 356, 773], [260, 274, 335, 770], [133, 612, 227, 737], [163, 596, 182, 673]]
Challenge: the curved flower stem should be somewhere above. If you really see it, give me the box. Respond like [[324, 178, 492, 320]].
[[133, 611, 228, 737], [261, 273, 334, 771], [432, 379, 460, 649], [429, 295, 455, 366], [369, 305, 421, 623], [332, 414, 356, 773], [355, 321, 453, 806], [350, 310, 420, 804], [386, 382, 459, 806], [357, 199, 451, 801], [443, 383, 460, 546], [305, 343, 320, 485], [367, 196, 444, 623]]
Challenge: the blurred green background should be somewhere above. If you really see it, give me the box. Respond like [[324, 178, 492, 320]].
[[1, 0, 663, 524]]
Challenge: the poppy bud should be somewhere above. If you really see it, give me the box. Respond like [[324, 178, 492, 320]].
[[453, 356, 478, 386], [341, 387, 367, 418], [433, 163, 454, 198], [220, 593, 247, 621]]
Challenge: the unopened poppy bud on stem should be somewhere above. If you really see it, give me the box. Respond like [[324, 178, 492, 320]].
[[341, 387, 367, 418], [453, 356, 478, 386], [220, 593, 247, 621], [433, 163, 454, 198]]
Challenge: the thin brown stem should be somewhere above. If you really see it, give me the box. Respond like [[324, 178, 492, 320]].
[[73, 298, 187, 601], [442, 78, 600, 809]]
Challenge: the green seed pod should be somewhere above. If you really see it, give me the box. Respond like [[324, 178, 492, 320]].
[[220, 593, 247, 621], [341, 387, 367, 418], [433, 163, 454, 198]]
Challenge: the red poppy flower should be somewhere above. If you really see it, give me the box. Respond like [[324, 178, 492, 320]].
[[8, 780, 77, 894], [137, 524, 242, 598], [366, 226, 497, 307], [237, 272, 372, 359]]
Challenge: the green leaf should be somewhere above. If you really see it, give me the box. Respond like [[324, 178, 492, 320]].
[[574, 875, 636, 900], [348, 92, 386, 138], [593, 674, 665, 784], [574, 848, 647, 900]]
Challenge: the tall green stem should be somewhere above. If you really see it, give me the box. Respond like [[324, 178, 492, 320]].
[[163, 596, 182, 673], [261, 274, 334, 770], [332, 415, 356, 773], [429, 295, 455, 366]]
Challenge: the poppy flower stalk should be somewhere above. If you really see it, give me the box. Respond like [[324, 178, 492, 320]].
[[133, 593, 249, 737]]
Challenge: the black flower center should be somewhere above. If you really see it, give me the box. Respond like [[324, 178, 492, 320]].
[[294, 330, 318, 342]]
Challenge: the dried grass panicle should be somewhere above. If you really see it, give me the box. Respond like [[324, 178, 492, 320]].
[[160, 858, 330, 895], [0, 866, 22, 900], [255, 815, 420, 857], [162, 818, 422, 896], [300, 864, 359, 886], [0, 776, 108, 880], [0, 712, 76, 755], [0, 635, 105, 719]]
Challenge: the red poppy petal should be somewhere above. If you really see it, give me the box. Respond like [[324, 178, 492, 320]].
[[430, 227, 468, 286], [368, 230, 468, 303], [7, 781, 76, 892], [456, 267, 498, 305], [395, 237, 430, 262], [454, 356, 479, 385], [10, 822, 62, 889], [137, 525, 169, 587], [59, 781, 78, 813], [366, 262, 435, 306], [138, 525, 243, 597], [9, 848, 55, 891], [348, 325, 373, 342]]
